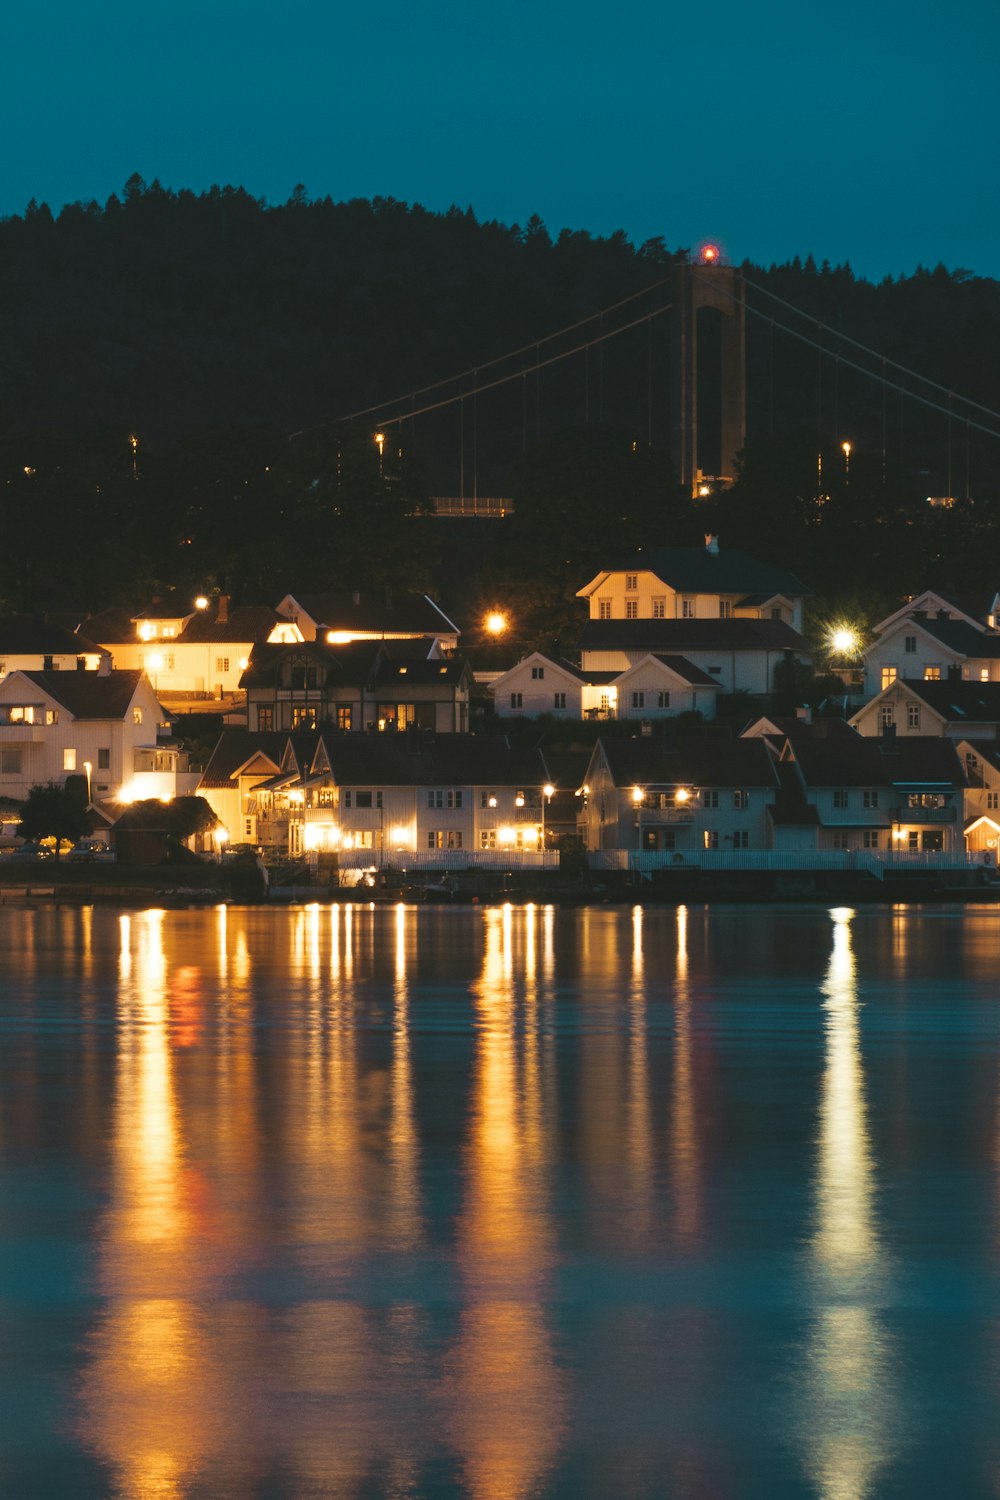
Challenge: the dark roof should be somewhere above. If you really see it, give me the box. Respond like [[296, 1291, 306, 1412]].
[[590, 546, 810, 598], [285, 591, 459, 635], [15, 669, 144, 720], [0, 616, 106, 656], [579, 619, 806, 651], [240, 638, 463, 690], [769, 764, 822, 826], [598, 735, 780, 789], [371, 655, 470, 687], [901, 617, 1000, 658], [961, 740, 1000, 773], [650, 655, 722, 687], [790, 731, 965, 789], [324, 732, 546, 787], [85, 601, 283, 646], [900, 679, 1000, 722]]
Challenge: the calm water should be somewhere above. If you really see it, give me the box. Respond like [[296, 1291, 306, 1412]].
[[1, 901, 1000, 1498]]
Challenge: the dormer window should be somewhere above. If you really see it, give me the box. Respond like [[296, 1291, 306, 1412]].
[[625, 573, 638, 591]]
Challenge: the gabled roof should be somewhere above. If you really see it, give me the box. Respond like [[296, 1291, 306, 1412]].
[[649, 655, 722, 687], [876, 615, 1000, 659], [577, 547, 809, 600], [199, 729, 289, 788], [0, 616, 107, 657], [874, 589, 1000, 634], [240, 637, 460, 690], [8, 669, 145, 720], [489, 652, 589, 690], [594, 735, 780, 790], [579, 619, 806, 651]]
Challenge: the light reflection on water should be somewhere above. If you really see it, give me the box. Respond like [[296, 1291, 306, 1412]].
[[0, 902, 999, 1496]]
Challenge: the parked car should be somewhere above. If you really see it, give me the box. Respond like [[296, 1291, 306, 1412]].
[[67, 840, 115, 863], [8, 842, 53, 861]]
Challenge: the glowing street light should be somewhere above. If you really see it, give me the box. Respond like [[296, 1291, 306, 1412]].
[[841, 440, 852, 482], [829, 626, 860, 657], [541, 782, 555, 855], [83, 760, 92, 806], [484, 610, 508, 637]]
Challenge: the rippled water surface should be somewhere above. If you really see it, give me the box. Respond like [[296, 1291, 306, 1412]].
[[2, 900, 1000, 1498]]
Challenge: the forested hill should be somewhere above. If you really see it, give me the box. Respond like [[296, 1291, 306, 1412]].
[[3, 176, 999, 450]]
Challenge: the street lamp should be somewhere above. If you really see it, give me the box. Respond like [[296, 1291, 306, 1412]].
[[83, 760, 92, 806], [484, 611, 508, 638], [632, 785, 644, 847], [842, 440, 852, 482], [541, 782, 554, 858]]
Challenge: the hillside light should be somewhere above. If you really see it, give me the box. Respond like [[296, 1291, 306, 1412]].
[[195, 596, 209, 610], [485, 611, 508, 637], [841, 440, 852, 482]]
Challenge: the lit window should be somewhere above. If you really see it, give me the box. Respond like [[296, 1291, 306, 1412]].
[[924, 665, 940, 681], [133, 708, 142, 725], [703, 829, 719, 849], [63, 748, 77, 771], [881, 667, 897, 689], [981, 668, 991, 682]]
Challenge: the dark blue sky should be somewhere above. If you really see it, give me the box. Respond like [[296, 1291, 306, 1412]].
[[3, 0, 996, 281]]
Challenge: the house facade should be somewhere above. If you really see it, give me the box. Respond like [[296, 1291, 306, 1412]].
[[579, 736, 779, 854], [851, 678, 1000, 741], [0, 668, 178, 803], [199, 729, 552, 864], [490, 651, 719, 722], [241, 639, 472, 735], [0, 619, 109, 678], [85, 595, 283, 703]]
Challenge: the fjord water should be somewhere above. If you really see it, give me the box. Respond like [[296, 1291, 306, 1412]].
[[2, 902, 1000, 1499]]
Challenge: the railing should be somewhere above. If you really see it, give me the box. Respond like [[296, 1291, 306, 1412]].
[[336, 849, 560, 871], [588, 848, 984, 877]]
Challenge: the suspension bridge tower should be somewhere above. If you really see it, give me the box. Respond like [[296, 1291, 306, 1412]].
[[670, 245, 746, 496]]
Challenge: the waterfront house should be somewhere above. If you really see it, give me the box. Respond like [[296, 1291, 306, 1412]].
[[489, 650, 719, 722], [579, 735, 779, 854], [0, 667, 181, 804], [199, 728, 552, 864], [775, 723, 966, 858], [955, 739, 1000, 859]]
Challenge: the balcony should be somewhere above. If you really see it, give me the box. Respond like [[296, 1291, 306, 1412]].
[[892, 804, 956, 824], [0, 722, 44, 742]]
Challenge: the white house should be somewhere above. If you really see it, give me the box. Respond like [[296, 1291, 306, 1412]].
[[84, 595, 285, 705], [956, 739, 1000, 858], [576, 537, 809, 632], [490, 650, 719, 722], [0, 668, 175, 803], [579, 735, 779, 854], [200, 728, 553, 863], [863, 588, 1000, 697]]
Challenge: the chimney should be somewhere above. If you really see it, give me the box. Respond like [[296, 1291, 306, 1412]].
[[217, 594, 229, 625], [98, 654, 112, 676], [704, 534, 720, 555]]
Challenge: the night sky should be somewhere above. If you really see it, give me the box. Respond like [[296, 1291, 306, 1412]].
[[3, 0, 996, 281]]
